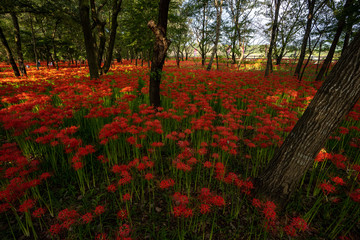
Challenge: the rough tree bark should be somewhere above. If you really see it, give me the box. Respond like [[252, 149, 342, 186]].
[[315, 0, 352, 81], [207, 0, 223, 71], [10, 12, 27, 76], [148, 0, 171, 108], [102, 0, 122, 74], [255, 32, 360, 207], [264, 0, 281, 77], [0, 25, 20, 77], [79, 0, 99, 79]]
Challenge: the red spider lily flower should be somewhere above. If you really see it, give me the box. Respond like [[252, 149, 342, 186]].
[[39, 172, 52, 181], [117, 209, 128, 220], [172, 192, 189, 205], [144, 173, 154, 180], [122, 193, 131, 201], [200, 204, 211, 214], [77, 145, 95, 157], [58, 209, 79, 221], [252, 198, 262, 208], [32, 207, 46, 218], [94, 205, 105, 215], [81, 212, 93, 224], [118, 223, 131, 238], [349, 189, 360, 202], [291, 217, 308, 231], [331, 176, 346, 186], [283, 225, 297, 237], [263, 201, 277, 222], [73, 161, 83, 170], [203, 161, 212, 168], [49, 223, 62, 236], [319, 182, 336, 195], [97, 155, 109, 163], [95, 233, 109, 240], [183, 208, 193, 218], [61, 219, 77, 229], [107, 184, 117, 193], [211, 195, 225, 207], [18, 199, 36, 212], [0, 203, 11, 214], [159, 179, 175, 189], [112, 164, 128, 174]]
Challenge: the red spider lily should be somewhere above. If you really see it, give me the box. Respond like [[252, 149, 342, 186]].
[[107, 184, 117, 193], [18, 199, 36, 213], [320, 182, 336, 195], [331, 176, 346, 186], [144, 173, 154, 180], [49, 223, 62, 236], [172, 192, 189, 205], [211, 195, 225, 207], [94, 205, 105, 215], [117, 209, 128, 220], [58, 209, 79, 221], [95, 233, 109, 240], [200, 204, 211, 214], [32, 207, 46, 218], [159, 179, 175, 189], [122, 193, 131, 201], [81, 212, 93, 224], [349, 189, 360, 202]]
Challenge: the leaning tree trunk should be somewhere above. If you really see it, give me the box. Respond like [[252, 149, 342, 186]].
[[207, 0, 223, 71], [79, 0, 99, 79], [148, 0, 171, 108], [0, 25, 20, 77], [255, 31, 360, 208], [315, 0, 351, 81], [103, 0, 122, 74], [10, 12, 27, 76], [264, 0, 281, 77], [294, 0, 315, 77]]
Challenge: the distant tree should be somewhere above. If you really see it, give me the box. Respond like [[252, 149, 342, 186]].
[[264, 0, 281, 77], [207, 0, 223, 71], [10, 12, 27, 76], [315, 0, 352, 81], [255, 31, 360, 207]]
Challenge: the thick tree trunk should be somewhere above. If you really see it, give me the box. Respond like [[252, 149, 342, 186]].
[[10, 12, 27, 76], [79, 0, 99, 79], [0, 25, 20, 77], [207, 0, 223, 71], [265, 0, 281, 77], [103, 0, 122, 74], [294, 0, 315, 77], [341, 20, 352, 56], [148, 0, 171, 108], [315, 0, 351, 81], [255, 32, 360, 207]]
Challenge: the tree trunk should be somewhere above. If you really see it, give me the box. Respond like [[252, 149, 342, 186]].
[[10, 12, 27, 76], [103, 0, 122, 74], [29, 14, 39, 70], [79, 0, 99, 79], [0, 25, 20, 77], [341, 19, 352, 56], [148, 0, 171, 108], [294, 0, 315, 77], [52, 20, 59, 70], [315, 0, 352, 81], [255, 31, 360, 208], [265, 0, 281, 77], [207, 0, 223, 71]]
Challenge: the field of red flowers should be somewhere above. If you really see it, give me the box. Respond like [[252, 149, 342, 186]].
[[0, 60, 359, 240]]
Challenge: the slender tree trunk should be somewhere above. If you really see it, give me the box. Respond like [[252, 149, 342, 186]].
[[265, 0, 281, 77], [315, 0, 350, 81], [294, 0, 315, 77], [148, 0, 171, 108], [0, 25, 20, 77], [341, 20, 352, 56], [10, 12, 27, 76], [103, 0, 122, 74], [79, 0, 99, 79], [29, 14, 39, 70], [207, 0, 223, 71], [255, 31, 360, 208], [52, 20, 59, 70], [316, 41, 322, 73]]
